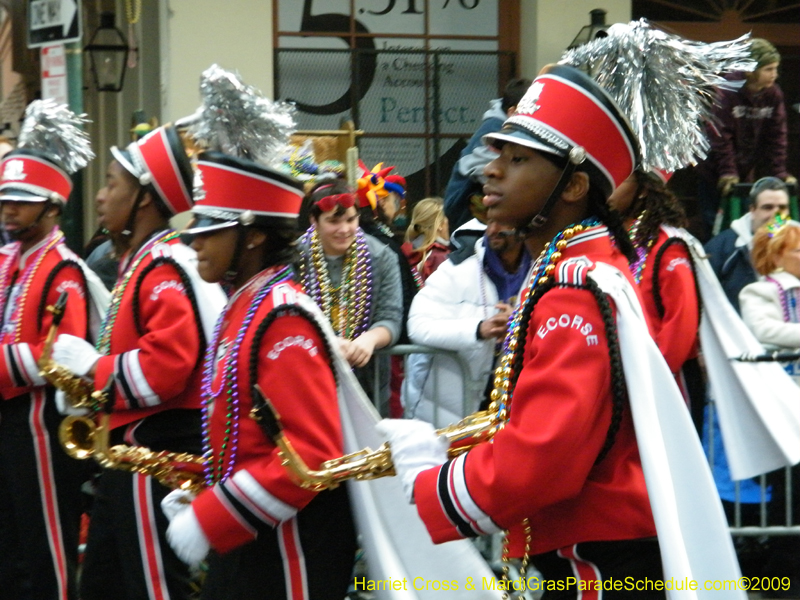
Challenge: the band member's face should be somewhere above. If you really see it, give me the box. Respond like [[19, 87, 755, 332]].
[[311, 205, 359, 256], [96, 160, 139, 234], [1, 200, 50, 242], [607, 173, 638, 216], [190, 226, 238, 283], [482, 142, 562, 228]]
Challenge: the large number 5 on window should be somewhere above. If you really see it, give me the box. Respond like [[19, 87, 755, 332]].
[[292, 0, 377, 116]]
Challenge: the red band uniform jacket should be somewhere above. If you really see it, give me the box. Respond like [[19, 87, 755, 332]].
[[0, 231, 89, 395], [93, 233, 204, 443], [192, 273, 348, 553], [0, 229, 90, 600], [638, 226, 700, 377]]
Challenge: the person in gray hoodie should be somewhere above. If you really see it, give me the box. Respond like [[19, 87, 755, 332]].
[[705, 176, 790, 313]]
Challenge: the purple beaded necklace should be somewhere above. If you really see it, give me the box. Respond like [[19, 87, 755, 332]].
[[766, 275, 800, 324], [201, 265, 294, 486]]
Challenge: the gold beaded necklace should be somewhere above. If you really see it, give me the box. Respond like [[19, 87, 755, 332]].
[[487, 219, 598, 598], [301, 227, 373, 340]]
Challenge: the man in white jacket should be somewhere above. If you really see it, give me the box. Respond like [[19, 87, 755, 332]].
[[404, 219, 529, 426]]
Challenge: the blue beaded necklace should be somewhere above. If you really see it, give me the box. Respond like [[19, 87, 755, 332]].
[[201, 265, 294, 486]]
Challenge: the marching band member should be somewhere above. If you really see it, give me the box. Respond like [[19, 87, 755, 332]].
[[162, 65, 356, 600], [379, 64, 743, 598], [607, 170, 705, 433], [0, 100, 102, 600], [52, 123, 225, 600]]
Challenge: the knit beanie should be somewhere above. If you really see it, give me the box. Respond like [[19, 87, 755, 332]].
[[750, 38, 780, 69]]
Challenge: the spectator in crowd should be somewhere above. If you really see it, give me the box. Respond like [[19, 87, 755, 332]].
[[739, 214, 800, 596], [401, 197, 450, 286], [705, 177, 790, 313], [383, 172, 407, 232], [298, 179, 403, 413], [443, 77, 531, 232], [702, 178, 790, 579], [696, 38, 795, 237], [404, 219, 529, 427], [740, 215, 800, 384], [355, 165, 417, 417], [356, 165, 417, 341], [84, 227, 126, 290]]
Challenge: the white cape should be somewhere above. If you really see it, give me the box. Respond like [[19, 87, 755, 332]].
[[296, 295, 503, 600], [54, 244, 110, 342], [682, 233, 800, 480], [590, 263, 744, 600]]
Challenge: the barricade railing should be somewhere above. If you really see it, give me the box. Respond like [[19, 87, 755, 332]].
[[706, 400, 798, 537], [375, 343, 487, 422]]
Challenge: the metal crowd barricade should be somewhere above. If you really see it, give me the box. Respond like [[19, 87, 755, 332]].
[[706, 400, 799, 538], [374, 344, 486, 422]]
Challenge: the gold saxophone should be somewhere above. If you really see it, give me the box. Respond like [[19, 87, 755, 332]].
[[250, 385, 501, 491], [39, 293, 207, 494]]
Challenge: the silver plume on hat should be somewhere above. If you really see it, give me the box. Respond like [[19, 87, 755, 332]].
[[188, 64, 296, 169], [560, 19, 755, 173], [17, 99, 94, 173]]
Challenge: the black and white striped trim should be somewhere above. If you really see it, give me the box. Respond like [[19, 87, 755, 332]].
[[436, 454, 501, 539], [4, 343, 45, 387], [218, 470, 298, 532], [565, 225, 608, 248], [556, 257, 594, 287], [114, 349, 160, 409]]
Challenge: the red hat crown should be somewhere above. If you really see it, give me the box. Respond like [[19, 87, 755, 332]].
[[195, 152, 304, 222], [113, 125, 194, 215], [0, 149, 72, 203], [486, 65, 640, 198]]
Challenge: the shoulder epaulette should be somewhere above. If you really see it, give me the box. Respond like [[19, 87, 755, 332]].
[[555, 256, 595, 287]]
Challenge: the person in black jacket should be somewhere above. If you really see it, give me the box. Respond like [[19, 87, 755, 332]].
[[705, 177, 790, 313]]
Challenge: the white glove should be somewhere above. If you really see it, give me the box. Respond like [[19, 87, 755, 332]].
[[376, 419, 449, 504], [166, 506, 210, 568], [53, 334, 101, 377], [161, 488, 196, 522], [54, 390, 90, 416]]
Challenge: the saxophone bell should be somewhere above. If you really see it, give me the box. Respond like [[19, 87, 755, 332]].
[[58, 414, 97, 460]]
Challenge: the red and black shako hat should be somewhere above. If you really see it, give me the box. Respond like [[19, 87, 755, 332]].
[[0, 149, 74, 203], [184, 151, 304, 236], [484, 64, 639, 205], [111, 124, 194, 215], [0, 99, 94, 204]]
